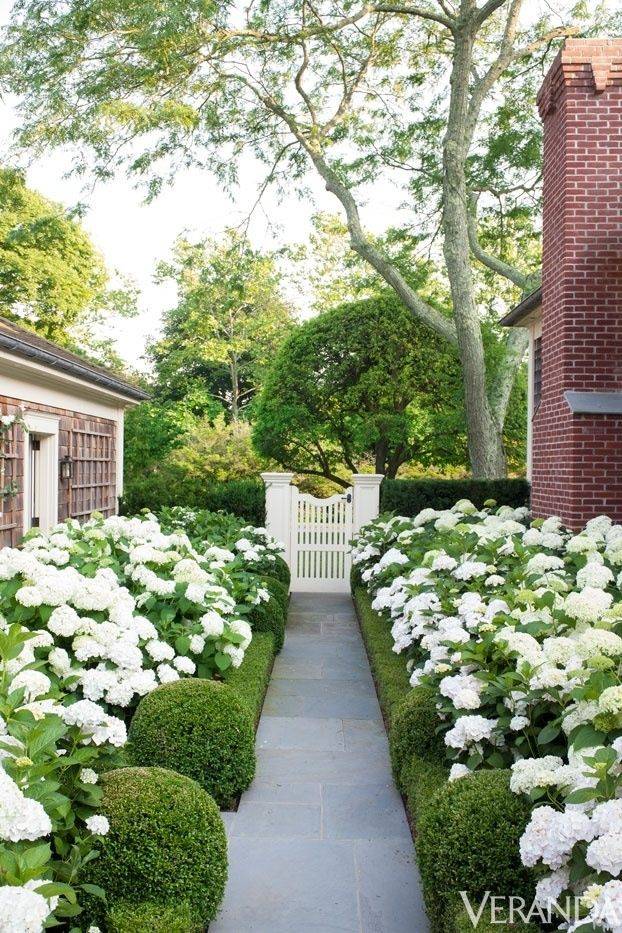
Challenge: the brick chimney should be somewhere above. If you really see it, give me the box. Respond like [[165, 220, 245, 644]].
[[531, 39, 622, 527]]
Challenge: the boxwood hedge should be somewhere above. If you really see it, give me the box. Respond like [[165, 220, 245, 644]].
[[85, 767, 227, 927], [128, 679, 256, 807], [380, 478, 529, 517]]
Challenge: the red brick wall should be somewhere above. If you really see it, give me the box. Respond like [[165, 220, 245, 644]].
[[0, 395, 117, 548], [531, 39, 622, 528]]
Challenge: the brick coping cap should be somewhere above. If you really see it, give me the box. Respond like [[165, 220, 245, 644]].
[[537, 38, 622, 115]]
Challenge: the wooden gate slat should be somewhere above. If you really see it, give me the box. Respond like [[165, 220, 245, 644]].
[[290, 488, 352, 592]]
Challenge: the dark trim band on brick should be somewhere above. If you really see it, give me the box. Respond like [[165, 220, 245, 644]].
[[564, 391, 622, 415]]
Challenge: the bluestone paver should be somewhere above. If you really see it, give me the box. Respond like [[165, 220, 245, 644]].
[[212, 592, 429, 933]]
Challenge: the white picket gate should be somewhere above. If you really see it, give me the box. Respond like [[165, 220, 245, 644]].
[[291, 488, 353, 593], [261, 473, 383, 593]]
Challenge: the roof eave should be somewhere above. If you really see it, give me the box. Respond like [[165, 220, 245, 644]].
[[499, 286, 543, 328], [0, 333, 149, 403]]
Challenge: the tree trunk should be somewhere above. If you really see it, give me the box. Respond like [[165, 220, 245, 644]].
[[374, 439, 388, 475], [441, 24, 507, 478], [230, 356, 239, 421]]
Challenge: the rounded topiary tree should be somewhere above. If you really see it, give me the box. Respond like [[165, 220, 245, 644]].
[[416, 770, 534, 931], [85, 767, 227, 927], [128, 678, 256, 806]]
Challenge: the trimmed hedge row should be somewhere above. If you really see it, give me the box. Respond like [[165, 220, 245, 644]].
[[353, 586, 534, 933], [121, 477, 266, 525], [248, 596, 286, 651], [223, 630, 277, 727], [380, 477, 529, 516]]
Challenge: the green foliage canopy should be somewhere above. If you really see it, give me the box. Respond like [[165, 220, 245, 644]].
[[253, 291, 468, 486], [0, 168, 109, 340], [152, 230, 293, 420], [2, 0, 597, 473]]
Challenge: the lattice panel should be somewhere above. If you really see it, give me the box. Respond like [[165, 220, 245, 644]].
[[0, 421, 22, 547], [69, 425, 116, 520], [292, 491, 353, 592]]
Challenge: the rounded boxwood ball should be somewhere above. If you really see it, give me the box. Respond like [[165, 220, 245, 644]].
[[416, 770, 534, 919], [128, 678, 256, 807], [85, 767, 227, 927]]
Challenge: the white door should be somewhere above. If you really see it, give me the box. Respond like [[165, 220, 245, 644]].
[[291, 488, 353, 592]]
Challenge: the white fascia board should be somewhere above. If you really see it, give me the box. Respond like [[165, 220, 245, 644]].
[[0, 350, 139, 418]]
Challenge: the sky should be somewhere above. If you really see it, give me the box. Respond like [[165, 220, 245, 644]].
[[0, 2, 400, 372]]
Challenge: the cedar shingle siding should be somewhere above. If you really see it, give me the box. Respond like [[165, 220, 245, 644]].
[[0, 394, 117, 548]]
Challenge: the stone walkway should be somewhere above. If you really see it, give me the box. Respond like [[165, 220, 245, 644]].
[[212, 592, 429, 933]]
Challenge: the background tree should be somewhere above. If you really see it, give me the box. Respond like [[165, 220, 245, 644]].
[[152, 231, 294, 421], [0, 167, 136, 352], [253, 291, 525, 487], [2, 1, 616, 475]]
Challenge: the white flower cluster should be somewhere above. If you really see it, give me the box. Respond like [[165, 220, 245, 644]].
[[353, 502, 622, 928], [5, 512, 279, 711], [0, 508, 285, 930]]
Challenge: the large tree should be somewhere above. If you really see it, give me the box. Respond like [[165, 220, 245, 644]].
[[1, 1, 616, 473], [253, 291, 525, 486], [152, 231, 293, 421], [0, 167, 134, 347]]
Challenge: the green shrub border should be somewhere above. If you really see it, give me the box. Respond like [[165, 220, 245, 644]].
[[120, 477, 265, 525], [380, 477, 529, 517], [224, 631, 277, 728], [352, 586, 537, 933]]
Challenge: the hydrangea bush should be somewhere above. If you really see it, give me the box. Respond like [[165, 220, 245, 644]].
[[0, 513, 283, 717], [0, 620, 124, 929], [353, 502, 622, 931], [0, 508, 284, 930]]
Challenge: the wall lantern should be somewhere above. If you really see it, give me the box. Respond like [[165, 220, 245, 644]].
[[60, 455, 73, 481]]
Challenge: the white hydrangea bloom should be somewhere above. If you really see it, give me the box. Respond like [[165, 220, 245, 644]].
[[0, 885, 51, 932], [582, 880, 622, 930], [519, 806, 594, 870], [564, 587, 613, 624], [534, 867, 570, 908], [0, 768, 52, 842], [10, 670, 51, 702], [510, 757, 564, 794], [157, 663, 180, 684], [173, 655, 196, 675], [576, 561, 614, 590], [448, 764, 471, 781], [444, 715, 497, 750], [85, 814, 110, 836], [439, 672, 484, 710]]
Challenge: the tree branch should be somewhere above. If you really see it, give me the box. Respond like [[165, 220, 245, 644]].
[[372, 3, 455, 28], [473, 0, 507, 28], [488, 327, 528, 425], [467, 197, 535, 290], [232, 74, 458, 346]]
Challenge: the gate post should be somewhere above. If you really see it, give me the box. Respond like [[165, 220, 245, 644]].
[[260, 472, 295, 568], [351, 474, 383, 536]]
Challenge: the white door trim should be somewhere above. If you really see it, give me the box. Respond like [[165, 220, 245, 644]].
[[23, 412, 59, 534]]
